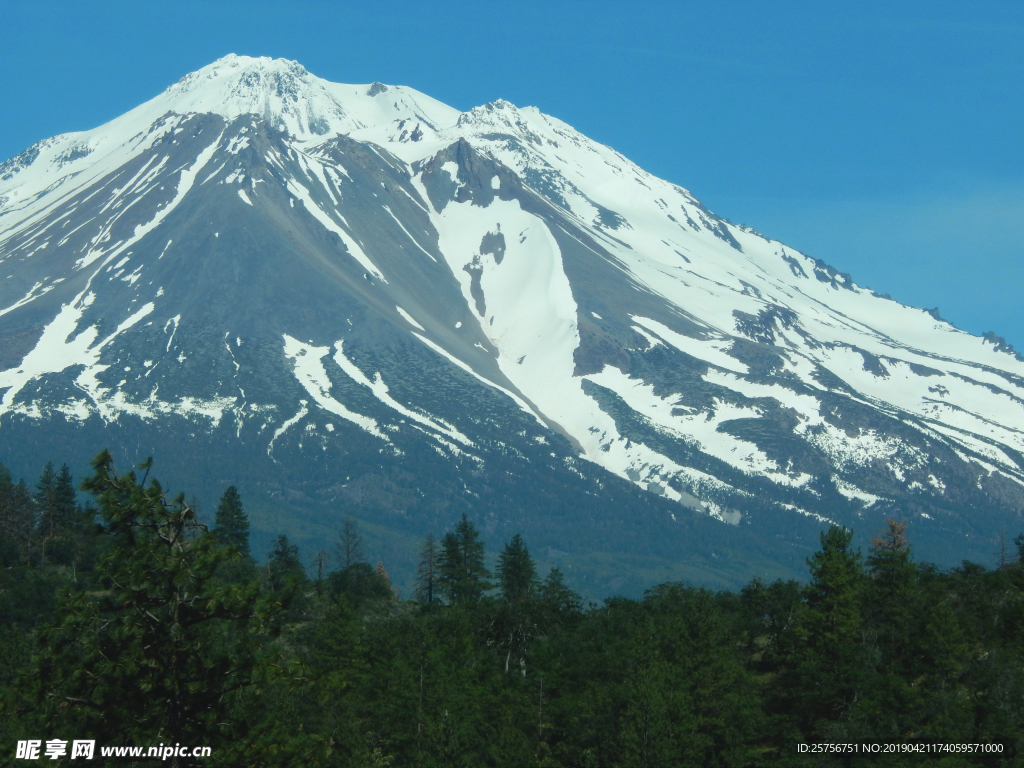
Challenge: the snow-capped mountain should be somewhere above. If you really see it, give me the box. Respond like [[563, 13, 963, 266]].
[[2, 55, 1022, 589]]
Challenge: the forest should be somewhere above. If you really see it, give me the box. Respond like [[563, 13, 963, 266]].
[[1, 450, 1022, 766]]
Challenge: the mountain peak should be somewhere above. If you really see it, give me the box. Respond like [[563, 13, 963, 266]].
[[0, 58, 464, 208], [170, 55, 311, 94], [3, 55, 1024, 583], [160, 55, 346, 139]]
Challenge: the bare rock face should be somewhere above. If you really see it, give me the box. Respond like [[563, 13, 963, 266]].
[[1, 55, 1022, 593]]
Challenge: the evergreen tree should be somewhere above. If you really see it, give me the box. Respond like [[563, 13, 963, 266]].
[[34, 462, 57, 540], [859, 519, 972, 744], [866, 519, 916, 652], [18, 452, 307, 762], [268, 534, 306, 592], [621, 619, 680, 768], [537, 567, 584, 630], [34, 462, 81, 566], [327, 561, 393, 608], [336, 515, 366, 569], [805, 525, 864, 647], [300, 595, 367, 757], [497, 534, 538, 605], [328, 520, 392, 609], [213, 485, 250, 557], [415, 532, 440, 605], [492, 535, 541, 675], [790, 524, 866, 737], [18, 449, 1024, 764], [53, 464, 78, 519], [0, 465, 35, 566], [437, 514, 490, 606]]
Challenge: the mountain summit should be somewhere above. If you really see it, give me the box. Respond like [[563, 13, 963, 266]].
[[2, 56, 1022, 591]]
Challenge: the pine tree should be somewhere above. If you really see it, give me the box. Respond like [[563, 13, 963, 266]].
[[867, 519, 915, 612], [53, 465, 79, 525], [437, 514, 489, 606], [649, 587, 761, 767], [35, 462, 58, 566], [0, 465, 36, 566], [805, 524, 864, 652], [213, 485, 250, 557], [860, 518, 970, 743], [34, 462, 81, 566], [415, 532, 439, 605], [791, 524, 866, 736], [21, 451, 302, 760], [336, 515, 366, 569], [864, 519, 916, 668], [268, 534, 306, 592], [537, 567, 584, 629], [34, 462, 57, 540], [496, 534, 537, 606], [621, 622, 680, 768], [493, 534, 540, 674], [327, 561, 392, 607]]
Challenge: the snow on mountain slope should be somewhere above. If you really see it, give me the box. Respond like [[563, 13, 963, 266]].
[[0, 55, 457, 235], [437, 101, 1024, 494], [2, 54, 1023, 552]]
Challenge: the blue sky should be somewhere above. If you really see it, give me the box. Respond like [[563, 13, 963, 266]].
[[3, 1, 1022, 346]]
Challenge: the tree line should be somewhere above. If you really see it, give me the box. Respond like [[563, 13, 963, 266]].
[[1, 451, 1022, 766]]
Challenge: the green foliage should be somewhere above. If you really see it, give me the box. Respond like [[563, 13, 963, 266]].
[[328, 562, 393, 608], [415, 532, 440, 605], [214, 485, 250, 557], [0, 464, 36, 566], [7, 452, 316, 763], [2, 451, 1023, 766], [537, 567, 584, 626], [438, 513, 490, 606], [497, 533, 538, 606], [267, 533, 305, 592], [781, 525, 868, 738], [804, 524, 864, 648]]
